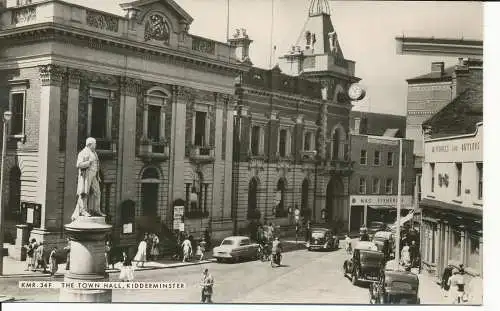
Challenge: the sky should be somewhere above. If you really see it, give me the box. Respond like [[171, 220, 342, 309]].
[[64, 0, 483, 116]]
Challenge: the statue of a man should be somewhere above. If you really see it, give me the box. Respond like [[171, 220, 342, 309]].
[[71, 137, 106, 221]]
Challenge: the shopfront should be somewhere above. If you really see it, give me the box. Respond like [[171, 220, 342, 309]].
[[349, 195, 414, 232]]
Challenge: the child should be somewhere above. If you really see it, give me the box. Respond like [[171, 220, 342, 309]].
[[197, 238, 206, 261], [49, 246, 58, 277], [119, 252, 134, 282]]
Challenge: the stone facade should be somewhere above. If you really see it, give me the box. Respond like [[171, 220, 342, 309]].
[[0, 0, 250, 252]]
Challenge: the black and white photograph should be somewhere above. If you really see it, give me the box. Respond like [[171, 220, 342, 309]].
[[0, 0, 489, 307]]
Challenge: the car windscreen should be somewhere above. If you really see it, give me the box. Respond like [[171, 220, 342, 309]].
[[360, 251, 384, 262], [221, 240, 234, 246], [369, 222, 384, 228], [311, 231, 326, 238]]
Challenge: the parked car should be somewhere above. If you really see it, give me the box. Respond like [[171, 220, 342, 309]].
[[213, 236, 259, 263], [369, 269, 420, 304], [306, 228, 339, 251], [367, 221, 390, 238], [343, 241, 385, 286], [372, 231, 395, 259]]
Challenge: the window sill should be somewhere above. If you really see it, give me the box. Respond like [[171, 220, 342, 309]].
[[9, 134, 26, 143], [427, 195, 436, 199], [473, 202, 483, 207], [452, 199, 463, 204]]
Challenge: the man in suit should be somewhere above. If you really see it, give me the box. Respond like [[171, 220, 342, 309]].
[[71, 137, 105, 221]]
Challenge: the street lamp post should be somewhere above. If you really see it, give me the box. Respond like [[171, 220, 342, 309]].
[[0, 110, 12, 275], [312, 150, 318, 222], [395, 138, 403, 270]]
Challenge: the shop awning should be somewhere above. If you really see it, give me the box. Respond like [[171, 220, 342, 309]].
[[420, 198, 482, 217]]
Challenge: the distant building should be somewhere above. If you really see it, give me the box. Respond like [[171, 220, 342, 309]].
[[348, 113, 414, 232], [232, 0, 360, 234], [420, 65, 482, 301]]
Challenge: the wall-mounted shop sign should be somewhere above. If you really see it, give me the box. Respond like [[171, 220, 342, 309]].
[[350, 195, 413, 206]]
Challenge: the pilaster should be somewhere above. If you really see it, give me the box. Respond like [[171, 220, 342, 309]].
[[117, 77, 140, 208], [170, 86, 187, 203], [212, 93, 224, 220], [38, 64, 65, 230], [222, 95, 234, 220], [62, 68, 81, 226]]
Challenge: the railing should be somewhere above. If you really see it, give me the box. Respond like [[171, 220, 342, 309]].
[[300, 150, 317, 160], [191, 35, 215, 55], [139, 139, 169, 160], [95, 138, 117, 158]]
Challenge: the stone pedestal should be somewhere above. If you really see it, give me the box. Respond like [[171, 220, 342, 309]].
[[10, 224, 30, 261], [59, 217, 112, 302]]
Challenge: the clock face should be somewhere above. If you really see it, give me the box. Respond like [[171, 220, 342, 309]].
[[348, 84, 365, 100]]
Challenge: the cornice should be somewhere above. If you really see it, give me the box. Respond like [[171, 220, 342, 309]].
[[0, 23, 250, 75]]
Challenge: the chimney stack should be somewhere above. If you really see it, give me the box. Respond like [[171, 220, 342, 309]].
[[431, 62, 444, 76], [228, 28, 253, 64]]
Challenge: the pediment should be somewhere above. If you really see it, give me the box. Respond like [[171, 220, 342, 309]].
[[120, 0, 193, 46]]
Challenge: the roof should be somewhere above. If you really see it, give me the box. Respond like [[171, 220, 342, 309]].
[[224, 236, 251, 241], [350, 111, 406, 136], [374, 231, 393, 239], [311, 227, 330, 232], [384, 270, 419, 286], [406, 66, 455, 82], [382, 128, 400, 137], [120, 0, 194, 24], [354, 241, 378, 251], [422, 88, 483, 138]]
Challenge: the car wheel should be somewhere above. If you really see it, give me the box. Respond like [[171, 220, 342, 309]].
[[308, 247, 312, 251]]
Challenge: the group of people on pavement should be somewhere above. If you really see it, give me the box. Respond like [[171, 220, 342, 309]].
[[23, 238, 68, 277], [441, 264, 470, 304]]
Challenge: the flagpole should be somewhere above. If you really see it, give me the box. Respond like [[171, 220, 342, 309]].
[[226, 0, 230, 40], [269, 0, 274, 68]]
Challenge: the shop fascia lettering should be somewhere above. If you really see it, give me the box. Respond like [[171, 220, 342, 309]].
[[350, 195, 413, 206]]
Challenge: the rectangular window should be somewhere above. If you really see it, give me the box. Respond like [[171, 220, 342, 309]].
[[359, 177, 366, 194], [147, 105, 161, 142], [10, 92, 25, 136], [374, 150, 380, 166], [279, 129, 287, 157], [477, 163, 482, 200], [194, 111, 207, 146], [387, 151, 394, 166], [456, 163, 462, 197], [402, 152, 407, 167], [385, 178, 393, 194], [360, 149, 367, 165], [372, 178, 380, 194], [251, 126, 260, 156], [304, 132, 312, 151], [90, 97, 108, 139], [430, 163, 435, 192]]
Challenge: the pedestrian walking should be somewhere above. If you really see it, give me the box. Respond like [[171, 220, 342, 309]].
[[119, 252, 134, 282], [182, 237, 192, 262], [448, 266, 466, 304], [200, 268, 214, 303], [197, 237, 206, 261], [401, 242, 411, 267], [24, 238, 36, 271], [151, 233, 160, 261], [441, 265, 453, 298], [36, 242, 47, 273], [409, 240, 417, 267], [134, 238, 148, 267], [49, 246, 58, 277], [64, 239, 71, 270], [344, 235, 352, 254]]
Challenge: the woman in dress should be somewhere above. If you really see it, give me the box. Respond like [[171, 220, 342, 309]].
[[134, 238, 148, 267], [150, 234, 160, 261], [49, 246, 58, 277], [24, 238, 36, 271], [119, 252, 134, 282], [401, 242, 411, 267]]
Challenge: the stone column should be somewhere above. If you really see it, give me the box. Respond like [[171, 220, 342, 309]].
[[443, 221, 449, 267], [222, 95, 234, 220], [62, 69, 81, 225], [117, 78, 140, 205], [212, 93, 224, 220], [59, 217, 112, 302], [170, 86, 188, 202], [460, 226, 466, 265], [37, 64, 65, 231]]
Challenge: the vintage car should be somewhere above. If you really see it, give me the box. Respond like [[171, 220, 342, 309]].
[[369, 269, 420, 304], [343, 241, 385, 286], [306, 228, 339, 251], [372, 231, 395, 258], [367, 221, 390, 238], [213, 236, 259, 263]]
